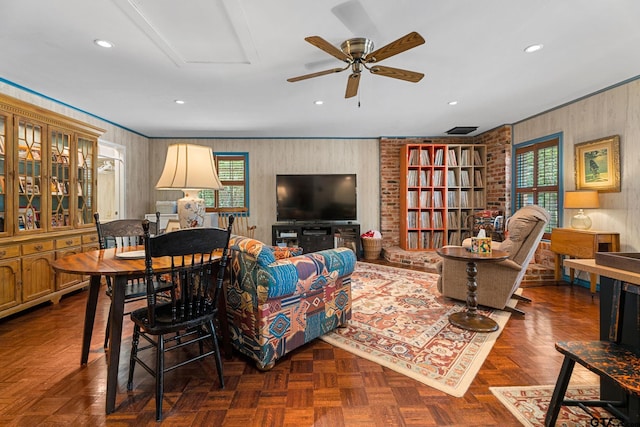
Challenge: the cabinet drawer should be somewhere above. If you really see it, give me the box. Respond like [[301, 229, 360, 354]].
[[82, 233, 99, 245], [0, 245, 20, 260], [22, 240, 54, 255], [56, 236, 82, 249]]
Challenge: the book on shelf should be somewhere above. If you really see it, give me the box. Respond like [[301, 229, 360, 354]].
[[447, 170, 457, 186], [407, 211, 418, 228], [434, 148, 444, 165], [433, 170, 443, 186], [407, 191, 419, 208], [419, 170, 429, 186], [447, 210, 459, 228], [433, 231, 444, 248], [433, 190, 443, 208], [461, 190, 470, 208], [448, 230, 461, 246], [460, 149, 471, 166], [420, 150, 430, 166], [460, 170, 470, 186], [447, 149, 458, 166], [421, 231, 430, 249], [407, 231, 419, 249], [420, 191, 431, 208], [432, 211, 443, 228], [447, 190, 457, 207], [408, 148, 420, 165], [420, 211, 430, 228], [407, 169, 419, 186], [473, 150, 483, 166], [474, 170, 483, 186]]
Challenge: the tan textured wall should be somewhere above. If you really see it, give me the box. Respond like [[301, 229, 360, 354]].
[[149, 138, 381, 245], [514, 79, 640, 252]]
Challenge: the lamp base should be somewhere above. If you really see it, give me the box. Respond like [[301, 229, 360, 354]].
[[177, 191, 205, 228], [570, 210, 592, 230]]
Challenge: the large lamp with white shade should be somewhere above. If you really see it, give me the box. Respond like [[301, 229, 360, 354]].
[[156, 144, 223, 228]]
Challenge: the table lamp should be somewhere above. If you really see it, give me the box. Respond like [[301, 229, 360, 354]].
[[156, 144, 223, 228], [564, 190, 600, 230]]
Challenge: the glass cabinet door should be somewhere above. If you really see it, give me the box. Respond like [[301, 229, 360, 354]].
[[16, 118, 44, 233], [50, 128, 72, 229], [76, 136, 94, 226], [0, 115, 6, 234]]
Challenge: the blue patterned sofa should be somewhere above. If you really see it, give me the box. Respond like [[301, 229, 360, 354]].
[[225, 235, 356, 370]]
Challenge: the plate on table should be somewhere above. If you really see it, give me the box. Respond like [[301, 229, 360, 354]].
[[115, 250, 146, 259]]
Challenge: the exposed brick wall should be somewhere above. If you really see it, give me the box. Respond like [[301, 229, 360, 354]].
[[472, 126, 512, 216], [376, 127, 562, 281], [380, 126, 512, 249]]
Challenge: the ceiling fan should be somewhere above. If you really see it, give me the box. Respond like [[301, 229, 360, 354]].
[[287, 31, 426, 98]]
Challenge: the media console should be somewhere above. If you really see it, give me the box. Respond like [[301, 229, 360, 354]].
[[272, 223, 361, 258]]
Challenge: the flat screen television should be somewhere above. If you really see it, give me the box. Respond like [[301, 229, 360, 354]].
[[276, 174, 357, 222]]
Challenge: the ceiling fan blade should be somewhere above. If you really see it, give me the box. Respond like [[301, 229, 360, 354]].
[[287, 67, 347, 82], [365, 31, 425, 63], [305, 36, 351, 62], [345, 73, 360, 98], [331, 0, 382, 40], [369, 65, 424, 82]]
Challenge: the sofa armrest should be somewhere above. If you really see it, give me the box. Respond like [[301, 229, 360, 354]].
[[259, 247, 356, 300]]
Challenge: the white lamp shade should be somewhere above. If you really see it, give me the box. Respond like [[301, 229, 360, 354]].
[[156, 144, 223, 228], [156, 144, 223, 190]]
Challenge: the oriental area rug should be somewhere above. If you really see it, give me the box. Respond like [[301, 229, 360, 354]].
[[320, 262, 512, 397], [490, 384, 610, 426]]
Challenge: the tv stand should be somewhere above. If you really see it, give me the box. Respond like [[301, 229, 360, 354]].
[[272, 223, 361, 257]]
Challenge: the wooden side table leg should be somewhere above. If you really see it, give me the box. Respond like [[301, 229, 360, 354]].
[[589, 273, 597, 296], [569, 267, 575, 285], [447, 261, 498, 333], [554, 254, 562, 283]]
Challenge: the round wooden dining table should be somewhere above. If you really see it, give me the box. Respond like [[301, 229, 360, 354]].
[[51, 246, 224, 414]]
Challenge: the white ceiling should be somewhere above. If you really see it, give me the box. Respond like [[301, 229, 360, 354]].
[[1, 0, 639, 139]]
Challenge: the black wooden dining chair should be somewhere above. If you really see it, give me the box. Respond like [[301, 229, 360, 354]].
[[127, 217, 233, 421], [94, 212, 163, 348]]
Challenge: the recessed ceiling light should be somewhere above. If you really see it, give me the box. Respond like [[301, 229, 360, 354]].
[[448, 101, 458, 106], [524, 44, 543, 53], [174, 100, 185, 105], [94, 39, 114, 48], [314, 100, 324, 105]]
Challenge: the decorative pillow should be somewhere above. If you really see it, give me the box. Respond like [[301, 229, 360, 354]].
[[229, 235, 276, 266]]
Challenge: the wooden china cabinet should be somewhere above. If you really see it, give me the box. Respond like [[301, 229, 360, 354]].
[[0, 94, 104, 319]]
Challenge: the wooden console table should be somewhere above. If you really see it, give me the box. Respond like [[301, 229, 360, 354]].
[[550, 228, 620, 294]]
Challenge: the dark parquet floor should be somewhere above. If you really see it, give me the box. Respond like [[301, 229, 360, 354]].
[[0, 260, 600, 426]]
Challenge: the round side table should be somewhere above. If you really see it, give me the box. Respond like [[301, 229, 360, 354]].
[[436, 246, 509, 332]]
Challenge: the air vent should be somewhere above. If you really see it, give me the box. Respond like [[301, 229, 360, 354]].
[[446, 126, 478, 135]]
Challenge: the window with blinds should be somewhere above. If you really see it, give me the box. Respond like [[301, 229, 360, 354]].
[[200, 153, 249, 210], [514, 136, 559, 236]]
